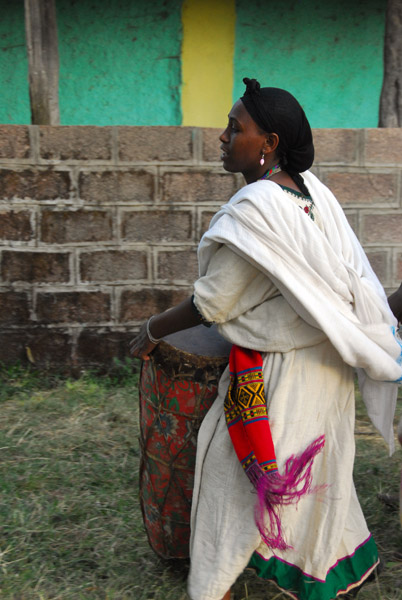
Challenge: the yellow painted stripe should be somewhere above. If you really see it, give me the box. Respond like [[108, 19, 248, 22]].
[[181, 0, 235, 127]]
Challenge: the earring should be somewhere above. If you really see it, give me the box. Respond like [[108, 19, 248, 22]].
[[260, 154, 265, 166]]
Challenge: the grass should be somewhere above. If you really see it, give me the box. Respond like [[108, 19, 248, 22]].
[[0, 362, 401, 599]]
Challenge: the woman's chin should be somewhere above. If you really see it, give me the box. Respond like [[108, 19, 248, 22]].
[[221, 159, 235, 173]]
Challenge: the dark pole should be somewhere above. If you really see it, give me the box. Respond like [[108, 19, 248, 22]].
[[24, 0, 60, 125], [379, 0, 402, 126]]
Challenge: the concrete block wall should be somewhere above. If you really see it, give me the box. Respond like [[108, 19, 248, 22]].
[[0, 125, 401, 370]]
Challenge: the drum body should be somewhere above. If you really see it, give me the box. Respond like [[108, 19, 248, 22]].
[[139, 325, 231, 559]]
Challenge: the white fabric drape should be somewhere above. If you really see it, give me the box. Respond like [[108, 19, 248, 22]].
[[197, 171, 401, 453]]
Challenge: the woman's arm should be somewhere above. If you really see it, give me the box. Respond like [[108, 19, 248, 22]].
[[130, 296, 202, 360], [388, 282, 402, 322], [130, 244, 276, 360]]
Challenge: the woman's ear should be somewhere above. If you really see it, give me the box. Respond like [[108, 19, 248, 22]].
[[263, 133, 279, 154]]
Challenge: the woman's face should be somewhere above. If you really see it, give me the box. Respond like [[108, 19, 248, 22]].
[[219, 99, 269, 184]]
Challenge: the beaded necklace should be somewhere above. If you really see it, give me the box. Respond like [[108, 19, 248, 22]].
[[259, 164, 281, 180]]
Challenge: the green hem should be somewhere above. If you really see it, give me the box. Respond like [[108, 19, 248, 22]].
[[247, 535, 378, 600], [279, 184, 311, 199]]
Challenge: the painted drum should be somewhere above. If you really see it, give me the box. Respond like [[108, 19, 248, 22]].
[[139, 325, 231, 559]]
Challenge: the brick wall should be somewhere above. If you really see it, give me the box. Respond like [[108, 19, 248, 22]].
[[1, 125, 401, 370]]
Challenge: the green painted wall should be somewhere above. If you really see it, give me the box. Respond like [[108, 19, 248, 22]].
[[0, 0, 387, 127], [234, 0, 386, 128], [0, 1, 30, 124], [57, 0, 182, 125]]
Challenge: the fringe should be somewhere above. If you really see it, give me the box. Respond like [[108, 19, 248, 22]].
[[245, 460, 265, 486], [254, 434, 325, 551]]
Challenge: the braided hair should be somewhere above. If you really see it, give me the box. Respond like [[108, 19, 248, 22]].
[[241, 78, 314, 196]]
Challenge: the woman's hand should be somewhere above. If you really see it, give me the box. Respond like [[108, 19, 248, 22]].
[[129, 297, 204, 360], [130, 321, 157, 360]]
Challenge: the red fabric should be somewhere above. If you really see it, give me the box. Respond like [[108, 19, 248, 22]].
[[225, 345, 325, 550], [225, 345, 277, 476]]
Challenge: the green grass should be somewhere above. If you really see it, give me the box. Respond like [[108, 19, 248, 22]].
[[0, 363, 401, 599], [0, 361, 188, 600]]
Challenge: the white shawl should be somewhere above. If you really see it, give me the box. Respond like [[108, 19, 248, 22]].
[[198, 171, 402, 452]]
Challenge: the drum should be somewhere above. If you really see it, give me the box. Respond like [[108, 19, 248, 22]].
[[139, 325, 231, 559]]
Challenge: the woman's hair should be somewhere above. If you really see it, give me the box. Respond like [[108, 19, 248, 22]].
[[241, 77, 314, 195]]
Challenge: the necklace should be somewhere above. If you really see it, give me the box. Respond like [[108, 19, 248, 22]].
[[259, 164, 281, 180]]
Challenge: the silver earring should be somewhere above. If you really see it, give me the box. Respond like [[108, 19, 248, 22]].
[[260, 154, 265, 166]]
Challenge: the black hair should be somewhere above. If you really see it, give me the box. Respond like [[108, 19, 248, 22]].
[[241, 77, 314, 196]]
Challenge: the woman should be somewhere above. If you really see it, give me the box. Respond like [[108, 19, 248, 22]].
[[131, 78, 402, 600]]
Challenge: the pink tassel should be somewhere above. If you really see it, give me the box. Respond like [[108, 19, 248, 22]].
[[254, 435, 325, 551]]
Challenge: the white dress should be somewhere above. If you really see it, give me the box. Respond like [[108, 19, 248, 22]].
[[186, 177, 400, 600]]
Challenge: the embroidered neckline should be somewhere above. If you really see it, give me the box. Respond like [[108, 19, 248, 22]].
[[280, 185, 316, 221], [279, 184, 311, 200]]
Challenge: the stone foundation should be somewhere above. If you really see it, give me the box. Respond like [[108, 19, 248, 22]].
[[1, 125, 401, 369]]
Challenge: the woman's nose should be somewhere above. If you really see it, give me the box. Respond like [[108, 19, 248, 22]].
[[219, 127, 229, 143]]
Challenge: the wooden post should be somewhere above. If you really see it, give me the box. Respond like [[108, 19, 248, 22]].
[[24, 0, 60, 125], [379, 0, 402, 127]]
